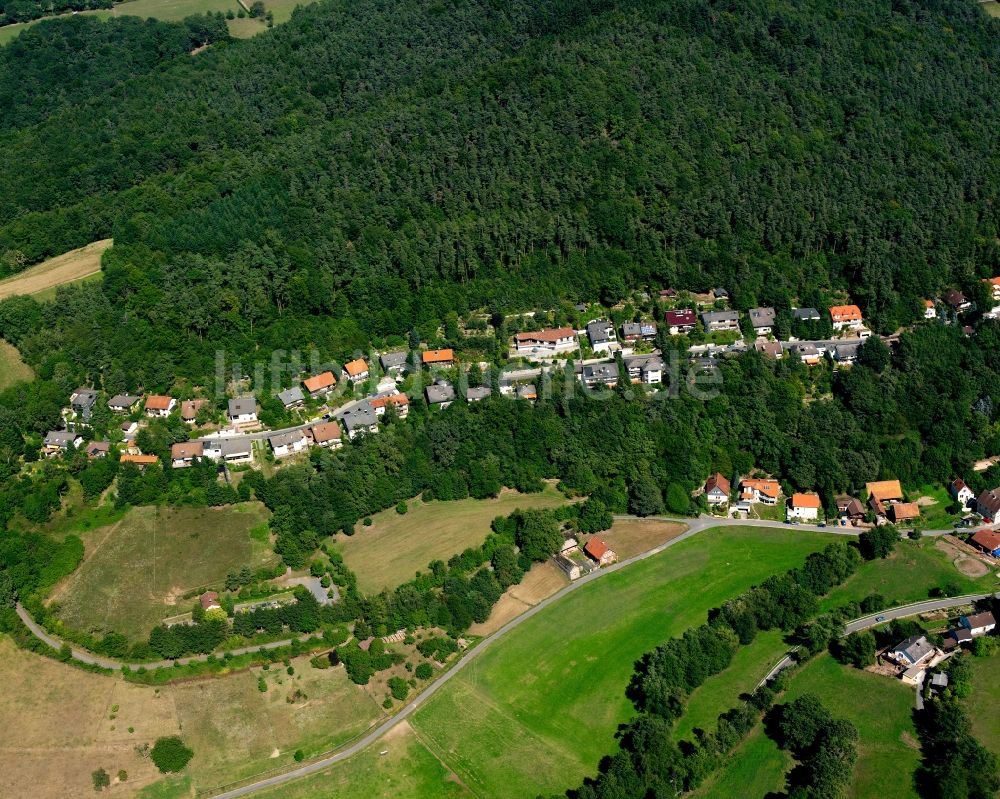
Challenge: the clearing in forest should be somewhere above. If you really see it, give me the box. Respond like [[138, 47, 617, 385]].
[[0, 239, 111, 300]]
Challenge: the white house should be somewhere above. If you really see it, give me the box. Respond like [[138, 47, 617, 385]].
[[830, 304, 864, 331], [701, 310, 740, 332], [513, 327, 579, 357], [923, 300, 937, 320], [144, 395, 176, 418], [586, 320, 616, 352], [344, 359, 370, 384], [959, 611, 996, 637], [788, 492, 821, 521], [228, 396, 258, 424], [268, 430, 308, 459], [704, 473, 730, 506], [170, 441, 204, 468], [949, 478, 975, 508], [310, 421, 343, 449]]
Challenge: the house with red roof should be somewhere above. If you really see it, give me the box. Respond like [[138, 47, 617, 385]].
[[584, 537, 618, 566], [971, 529, 1000, 557]]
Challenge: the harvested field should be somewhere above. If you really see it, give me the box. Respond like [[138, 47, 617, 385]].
[[599, 517, 687, 558], [468, 561, 568, 636], [0, 239, 110, 300]]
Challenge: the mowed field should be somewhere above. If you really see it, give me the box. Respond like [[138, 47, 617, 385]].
[[0, 239, 110, 300], [409, 526, 838, 799], [0, 339, 33, 390], [0, 636, 384, 799], [695, 655, 921, 799], [967, 649, 1000, 756], [334, 486, 571, 594], [49, 503, 276, 639]]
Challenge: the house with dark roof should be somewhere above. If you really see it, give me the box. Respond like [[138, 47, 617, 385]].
[[624, 354, 664, 385], [950, 478, 975, 507], [268, 430, 308, 458], [228, 396, 257, 424], [425, 382, 456, 408], [834, 342, 860, 364], [701, 310, 740, 332], [86, 441, 110, 459], [754, 340, 783, 359], [959, 611, 996, 637], [170, 440, 204, 468], [219, 438, 253, 464], [792, 307, 821, 322], [586, 320, 616, 352], [379, 351, 409, 374], [466, 386, 492, 402], [664, 309, 696, 335], [621, 321, 657, 342], [976, 487, 1000, 522], [43, 430, 84, 455], [836, 495, 865, 523], [70, 388, 99, 421], [581, 362, 619, 388], [794, 342, 821, 365], [107, 394, 141, 414], [748, 307, 776, 336], [944, 289, 972, 312], [887, 635, 935, 668], [278, 386, 305, 409]]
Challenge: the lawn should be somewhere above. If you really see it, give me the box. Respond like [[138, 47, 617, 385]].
[[700, 654, 921, 799], [49, 503, 276, 639], [0, 339, 33, 390], [410, 526, 838, 799], [966, 649, 1000, 756], [237, 722, 471, 799], [819, 537, 999, 612], [0, 239, 110, 300], [333, 486, 571, 594]]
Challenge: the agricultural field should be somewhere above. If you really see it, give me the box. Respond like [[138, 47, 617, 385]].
[[409, 526, 838, 799], [48, 503, 275, 639], [0, 239, 110, 300], [333, 486, 570, 594], [697, 655, 921, 799], [820, 536, 999, 612], [966, 649, 1000, 755], [0, 340, 33, 390]]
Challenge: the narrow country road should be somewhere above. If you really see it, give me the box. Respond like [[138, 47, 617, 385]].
[[842, 593, 996, 634]]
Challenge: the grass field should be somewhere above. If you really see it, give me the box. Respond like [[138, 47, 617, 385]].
[[49, 503, 275, 639], [982, 0, 1000, 17], [333, 486, 571, 594], [697, 654, 921, 799], [410, 526, 838, 799], [0, 239, 110, 300], [0, 339, 33, 390], [967, 650, 1000, 756]]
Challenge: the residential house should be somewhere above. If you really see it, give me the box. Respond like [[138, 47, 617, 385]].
[[170, 441, 204, 468], [228, 396, 257, 424], [792, 307, 821, 322], [959, 611, 996, 637], [887, 635, 935, 668], [983, 277, 1000, 303], [788, 492, 821, 521], [581, 362, 619, 388], [830, 304, 864, 331], [704, 473, 731, 506], [341, 404, 379, 439], [949, 478, 975, 507], [866, 479, 904, 517], [748, 307, 776, 336], [664, 309, 697, 335], [310, 421, 343, 449], [714, 287, 730, 300], [944, 290, 972, 313], [120, 453, 159, 468], [43, 430, 83, 455], [944, 627, 973, 650], [70, 388, 99, 421], [425, 382, 456, 408], [834, 342, 860, 365], [586, 320, 616, 352], [754, 340, 783, 359], [466, 386, 492, 402], [277, 386, 305, 409], [370, 391, 409, 418], [889, 502, 920, 524], [514, 327, 578, 356], [145, 395, 176, 418], [86, 441, 110, 459], [107, 394, 141, 414], [741, 478, 781, 506], [621, 321, 657, 342], [120, 420, 138, 439], [923, 300, 937, 320], [344, 358, 370, 384], [180, 399, 207, 424], [200, 591, 221, 612], [516, 384, 537, 402], [659, 288, 679, 300], [836, 495, 865, 523], [379, 351, 409, 374], [219, 439, 253, 464], [584, 537, 618, 566], [302, 371, 337, 398], [625, 355, 664, 384], [976, 487, 1000, 522], [794, 343, 821, 365], [701, 310, 740, 333], [422, 349, 455, 368], [268, 430, 308, 459]]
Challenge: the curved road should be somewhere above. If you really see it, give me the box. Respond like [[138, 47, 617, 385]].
[[843, 593, 996, 634]]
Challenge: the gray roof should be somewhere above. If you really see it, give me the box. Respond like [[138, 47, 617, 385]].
[[893, 635, 934, 664], [466, 386, 492, 401], [268, 430, 306, 448], [795, 343, 819, 357], [44, 430, 77, 447], [228, 396, 256, 416], [931, 673, 949, 687], [582, 362, 619, 382], [342, 403, 378, 430], [220, 439, 252, 457], [701, 310, 739, 325], [71, 388, 98, 407], [834, 342, 860, 361], [714, 287, 729, 298], [749, 307, 776, 328], [621, 322, 643, 338], [425, 383, 456, 404], [586, 320, 614, 344], [625, 354, 665, 372], [793, 307, 821, 321], [277, 387, 305, 407], [379, 351, 409, 370], [107, 393, 140, 409]]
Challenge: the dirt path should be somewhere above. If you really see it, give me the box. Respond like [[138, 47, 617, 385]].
[[0, 239, 111, 299]]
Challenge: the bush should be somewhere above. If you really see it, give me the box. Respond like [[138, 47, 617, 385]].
[[92, 768, 110, 791], [149, 736, 194, 773], [293, 749, 304, 762], [415, 662, 433, 679], [387, 676, 409, 700], [396, 501, 408, 515]]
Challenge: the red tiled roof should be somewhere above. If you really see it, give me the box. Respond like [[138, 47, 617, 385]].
[[145, 395, 174, 411], [971, 529, 1000, 553], [303, 371, 336, 392], [344, 359, 368, 376], [706, 472, 730, 495], [585, 538, 608, 559], [830, 304, 862, 322], [120, 454, 159, 465], [422, 349, 454, 364], [371, 393, 408, 410], [791, 492, 821, 509], [514, 328, 575, 343], [311, 421, 341, 443]]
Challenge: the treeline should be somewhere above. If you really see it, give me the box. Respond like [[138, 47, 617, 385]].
[[0, 0, 112, 27], [568, 540, 865, 797]]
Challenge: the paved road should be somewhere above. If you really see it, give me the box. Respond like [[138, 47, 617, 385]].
[[843, 593, 996, 634]]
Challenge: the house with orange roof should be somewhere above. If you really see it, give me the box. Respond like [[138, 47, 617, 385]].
[[704, 473, 730, 506], [788, 492, 821, 521], [344, 358, 370, 384], [302, 371, 337, 398], [120, 453, 159, 468], [422, 349, 455, 367], [740, 478, 781, 506], [983, 277, 1000, 302], [829, 304, 863, 331], [889, 502, 920, 524], [584, 537, 618, 566], [923, 299, 937, 320], [370, 392, 409, 418], [144, 395, 176, 418]]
